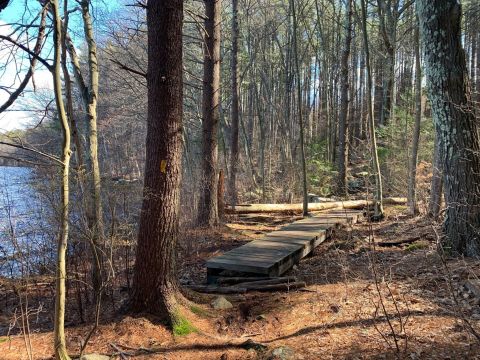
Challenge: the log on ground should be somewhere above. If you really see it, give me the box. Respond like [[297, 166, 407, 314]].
[[226, 198, 407, 214]]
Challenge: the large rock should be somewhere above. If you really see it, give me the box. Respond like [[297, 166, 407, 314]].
[[211, 296, 233, 310], [80, 355, 110, 360], [267, 346, 295, 360]]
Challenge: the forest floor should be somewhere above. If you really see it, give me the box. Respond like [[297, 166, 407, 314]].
[[2, 205, 480, 359]]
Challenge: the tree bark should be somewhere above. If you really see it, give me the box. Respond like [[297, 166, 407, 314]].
[[407, 18, 422, 215], [198, 0, 222, 227], [52, 0, 72, 358], [336, 0, 353, 196], [131, 0, 185, 326], [429, 133, 443, 219], [80, 0, 104, 301], [229, 0, 240, 207], [418, 0, 480, 256]]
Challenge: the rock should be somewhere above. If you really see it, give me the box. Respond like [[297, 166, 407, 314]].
[[211, 296, 233, 310], [241, 339, 268, 352], [246, 348, 258, 359], [80, 355, 110, 360], [268, 346, 295, 360]]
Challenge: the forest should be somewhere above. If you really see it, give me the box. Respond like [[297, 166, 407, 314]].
[[1, 0, 480, 359]]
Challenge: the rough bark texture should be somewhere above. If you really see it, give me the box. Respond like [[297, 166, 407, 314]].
[[52, 0, 71, 358], [418, 0, 480, 256], [131, 0, 184, 324], [429, 134, 443, 219], [336, 0, 353, 196], [198, 0, 222, 227], [228, 0, 240, 207], [407, 19, 422, 215]]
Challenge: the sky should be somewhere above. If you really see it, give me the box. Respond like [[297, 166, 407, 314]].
[[0, 0, 120, 133]]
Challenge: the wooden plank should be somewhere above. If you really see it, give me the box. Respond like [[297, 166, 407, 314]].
[[206, 210, 362, 281], [206, 240, 303, 276]]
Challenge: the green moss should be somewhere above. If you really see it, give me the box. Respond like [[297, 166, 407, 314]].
[[405, 241, 429, 251], [189, 304, 212, 318], [0, 337, 7, 343], [172, 313, 197, 336]]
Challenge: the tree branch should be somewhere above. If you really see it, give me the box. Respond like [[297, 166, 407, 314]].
[[0, 6, 48, 113]]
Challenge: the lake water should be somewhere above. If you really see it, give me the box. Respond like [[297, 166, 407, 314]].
[[0, 166, 53, 277]]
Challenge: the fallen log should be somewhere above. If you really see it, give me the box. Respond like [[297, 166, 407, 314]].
[[186, 285, 247, 294], [226, 198, 407, 214], [234, 276, 297, 287], [240, 281, 306, 292], [217, 276, 271, 285], [375, 234, 433, 247]]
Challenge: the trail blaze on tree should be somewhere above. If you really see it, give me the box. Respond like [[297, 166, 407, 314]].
[[131, 0, 185, 325]]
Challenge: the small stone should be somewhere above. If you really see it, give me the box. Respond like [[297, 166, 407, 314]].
[[256, 314, 267, 321], [211, 296, 233, 310], [80, 355, 110, 360], [268, 346, 295, 360]]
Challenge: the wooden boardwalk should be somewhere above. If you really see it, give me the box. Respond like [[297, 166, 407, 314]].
[[206, 210, 362, 283]]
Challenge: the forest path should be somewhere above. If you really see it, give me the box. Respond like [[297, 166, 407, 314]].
[[206, 210, 362, 283]]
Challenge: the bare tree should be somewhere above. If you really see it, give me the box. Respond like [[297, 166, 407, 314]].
[[359, 0, 384, 218], [228, 0, 240, 207], [290, 0, 308, 216], [336, 0, 353, 196], [198, 0, 222, 226], [51, 0, 72, 357], [407, 15, 422, 215]]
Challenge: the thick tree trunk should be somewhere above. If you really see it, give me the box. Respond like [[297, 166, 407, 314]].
[[336, 0, 353, 196], [52, 0, 71, 358], [418, 0, 480, 256], [407, 20, 422, 215], [131, 0, 184, 326], [198, 0, 222, 227], [229, 0, 240, 207]]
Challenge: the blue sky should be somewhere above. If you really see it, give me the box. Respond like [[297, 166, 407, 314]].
[[0, 0, 121, 132]]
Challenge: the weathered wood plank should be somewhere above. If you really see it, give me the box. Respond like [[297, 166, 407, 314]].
[[206, 210, 363, 283]]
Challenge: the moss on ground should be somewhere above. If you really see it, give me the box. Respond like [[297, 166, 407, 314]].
[[172, 313, 197, 336]]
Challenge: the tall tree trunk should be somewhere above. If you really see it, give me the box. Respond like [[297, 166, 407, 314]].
[[131, 0, 185, 326], [52, 0, 72, 358], [198, 0, 222, 226], [360, 0, 384, 218], [336, 0, 353, 196], [80, 0, 104, 301], [229, 0, 240, 207], [290, 0, 308, 216], [418, 0, 480, 256], [407, 18, 422, 215]]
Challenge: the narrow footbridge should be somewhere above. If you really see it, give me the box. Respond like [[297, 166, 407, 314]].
[[206, 210, 362, 283]]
